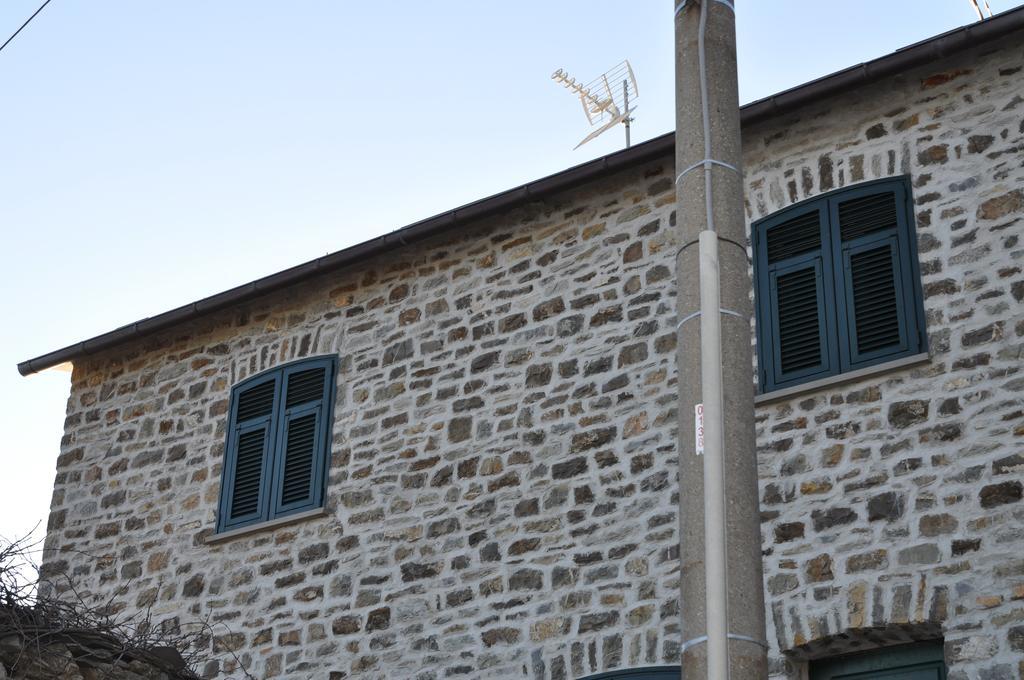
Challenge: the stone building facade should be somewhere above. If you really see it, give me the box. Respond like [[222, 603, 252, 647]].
[[743, 26, 1024, 680], [23, 13, 1024, 680]]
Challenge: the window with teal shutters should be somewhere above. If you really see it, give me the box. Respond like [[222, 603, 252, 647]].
[[217, 356, 337, 532], [753, 177, 927, 393]]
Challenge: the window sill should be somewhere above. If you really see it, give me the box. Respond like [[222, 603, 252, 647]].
[[754, 352, 931, 406], [205, 507, 329, 545]]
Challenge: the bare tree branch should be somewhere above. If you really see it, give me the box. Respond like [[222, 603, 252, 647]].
[[0, 530, 257, 680]]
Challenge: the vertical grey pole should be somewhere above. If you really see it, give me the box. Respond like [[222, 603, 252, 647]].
[[623, 79, 632, 148], [674, 1, 768, 679]]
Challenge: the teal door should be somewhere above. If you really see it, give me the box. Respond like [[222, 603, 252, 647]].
[[811, 642, 946, 680], [582, 669, 679, 679]]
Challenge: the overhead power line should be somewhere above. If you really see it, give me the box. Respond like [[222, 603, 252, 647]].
[[0, 0, 54, 55]]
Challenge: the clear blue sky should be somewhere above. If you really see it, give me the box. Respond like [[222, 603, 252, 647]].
[[2, 0, 1018, 546]]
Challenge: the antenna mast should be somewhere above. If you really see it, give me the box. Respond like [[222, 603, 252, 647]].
[[969, 0, 993, 19], [551, 60, 638, 150]]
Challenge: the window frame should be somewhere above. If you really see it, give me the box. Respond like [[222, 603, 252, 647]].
[[216, 355, 338, 534], [752, 176, 927, 394]]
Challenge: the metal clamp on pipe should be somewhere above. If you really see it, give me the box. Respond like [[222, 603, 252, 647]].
[[676, 308, 747, 331], [680, 633, 770, 654], [675, 158, 741, 185]]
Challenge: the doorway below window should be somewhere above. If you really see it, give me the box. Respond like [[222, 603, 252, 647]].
[[580, 668, 679, 680], [810, 641, 946, 680]]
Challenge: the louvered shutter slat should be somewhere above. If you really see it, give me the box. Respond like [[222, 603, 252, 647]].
[[236, 381, 275, 422], [227, 425, 270, 521], [766, 212, 822, 263], [277, 410, 319, 508], [845, 241, 905, 357], [773, 265, 827, 376], [286, 368, 327, 408], [837, 193, 899, 241]]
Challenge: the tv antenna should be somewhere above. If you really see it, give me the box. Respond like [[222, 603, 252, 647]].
[[969, 0, 993, 19], [551, 60, 638, 150]]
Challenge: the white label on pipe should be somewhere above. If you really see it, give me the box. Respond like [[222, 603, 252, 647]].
[[695, 403, 704, 455]]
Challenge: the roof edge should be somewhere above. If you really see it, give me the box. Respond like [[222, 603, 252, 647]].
[[17, 137, 673, 377], [740, 5, 1024, 127], [18, 6, 1024, 376]]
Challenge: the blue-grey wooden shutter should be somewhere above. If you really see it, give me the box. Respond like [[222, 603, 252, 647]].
[[270, 359, 334, 515], [830, 182, 922, 370], [755, 203, 839, 391], [220, 374, 279, 530]]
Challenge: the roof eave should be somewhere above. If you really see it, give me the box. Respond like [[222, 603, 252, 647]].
[[18, 6, 1024, 376]]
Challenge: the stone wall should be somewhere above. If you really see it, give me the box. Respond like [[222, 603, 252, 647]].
[[43, 154, 684, 679], [39, 30, 1024, 680], [0, 619, 195, 680], [743, 34, 1024, 680]]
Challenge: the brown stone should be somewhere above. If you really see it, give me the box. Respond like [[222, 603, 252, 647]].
[[481, 627, 520, 647], [623, 242, 643, 263], [552, 456, 585, 477], [618, 343, 648, 366], [800, 478, 834, 495], [898, 543, 940, 565], [868, 491, 905, 522], [980, 481, 1023, 508], [331, 615, 361, 635], [400, 562, 442, 582], [888, 400, 929, 428], [365, 607, 390, 632], [427, 517, 460, 537], [894, 113, 919, 131], [294, 586, 323, 602], [994, 454, 1024, 475], [977, 190, 1023, 220], [470, 352, 500, 373], [525, 363, 553, 387], [861, 121, 888, 139], [446, 587, 473, 607], [623, 413, 648, 438], [805, 554, 834, 582], [182, 573, 205, 597], [774, 522, 805, 543], [278, 630, 301, 646], [448, 416, 472, 443], [917, 144, 948, 165], [848, 581, 868, 628], [579, 611, 619, 633], [767, 573, 799, 595], [530, 617, 569, 642], [952, 538, 981, 556], [508, 538, 540, 556], [811, 507, 857, 531], [919, 513, 958, 536], [847, 549, 888, 573], [627, 605, 655, 626], [570, 427, 616, 452], [509, 569, 543, 590], [968, 135, 995, 153], [147, 551, 169, 572], [532, 297, 565, 321]]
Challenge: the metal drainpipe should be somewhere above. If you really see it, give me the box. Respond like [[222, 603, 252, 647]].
[[674, 1, 768, 679]]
